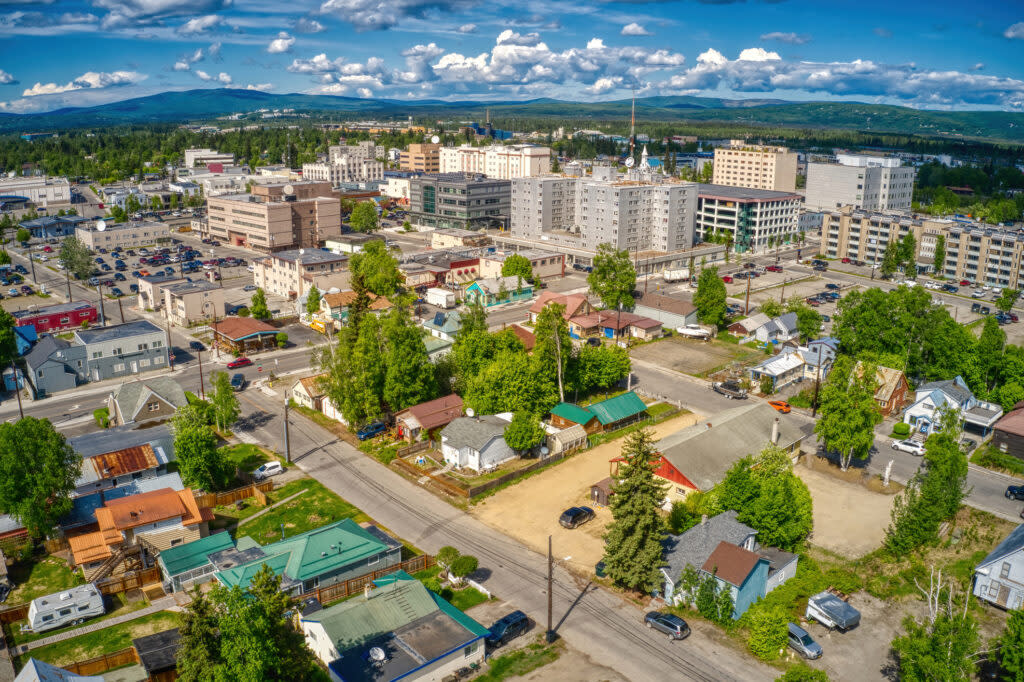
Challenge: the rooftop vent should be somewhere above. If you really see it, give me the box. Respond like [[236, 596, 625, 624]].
[[368, 647, 387, 663]]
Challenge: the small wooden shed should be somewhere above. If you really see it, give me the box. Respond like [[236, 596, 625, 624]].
[[591, 477, 615, 507]]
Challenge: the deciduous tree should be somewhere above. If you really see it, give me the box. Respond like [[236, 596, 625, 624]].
[[209, 371, 241, 434], [249, 288, 271, 320], [814, 356, 882, 471], [745, 605, 788, 660], [881, 241, 899, 279], [503, 411, 546, 454], [15, 228, 30, 243], [588, 243, 636, 310], [349, 240, 402, 297], [998, 609, 1024, 681], [603, 429, 667, 593], [694, 266, 727, 326], [305, 284, 321, 316], [172, 403, 226, 491], [501, 253, 534, 283], [977, 315, 1006, 392], [532, 303, 571, 402], [349, 201, 380, 233], [996, 287, 1020, 314], [59, 235, 94, 281], [381, 307, 437, 412], [932, 235, 946, 278], [0, 418, 81, 538]]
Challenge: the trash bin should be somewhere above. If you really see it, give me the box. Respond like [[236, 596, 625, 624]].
[[594, 561, 606, 578]]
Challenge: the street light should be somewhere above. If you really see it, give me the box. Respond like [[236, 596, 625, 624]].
[[203, 300, 220, 360]]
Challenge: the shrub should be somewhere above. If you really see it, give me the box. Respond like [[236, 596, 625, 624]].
[[436, 546, 460, 572], [236, 306, 251, 317], [746, 605, 789, 661], [776, 665, 830, 681], [450, 555, 479, 580], [93, 407, 110, 428], [276, 332, 288, 348], [892, 422, 910, 437], [972, 446, 1024, 476], [760, 375, 774, 395]]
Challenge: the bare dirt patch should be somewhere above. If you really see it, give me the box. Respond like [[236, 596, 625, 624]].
[[631, 336, 759, 377], [470, 414, 700, 575], [797, 464, 895, 558]]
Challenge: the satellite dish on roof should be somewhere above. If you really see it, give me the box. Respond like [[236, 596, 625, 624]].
[[430, 135, 440, 144], [299, 248, 305, 255], [624, 157, 635, 168], [368, 647, 386, 663], [96, 220, 107, 231], [466, 408, 475, 418], [283, 184, 295, 195]]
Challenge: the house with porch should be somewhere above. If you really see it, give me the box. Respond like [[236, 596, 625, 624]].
[[210, 317, 279, 354], [632, 292, 698, 329], [394, 394, 463, 442], [700, 541, 771, 619], [213, 519, 402, 596], [973, 524, 1024, 611], [319, 290, 393, 328], [748, 349, 807, 392], [753, 312, 800, 344], [158, 531, 259, 593], [463, 276, 533, 307], [903, 375, 1003, 437], [727, 313, 770, 338], [567, 310, 663, 341], [854, 362, 909, 418]]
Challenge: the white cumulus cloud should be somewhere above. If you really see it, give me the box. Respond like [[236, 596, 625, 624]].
[[1005, 22, 1024, 40], [759, 31, 810, 45], [457, 23, 476, 34], [621, 22, 651, 36], [292, 17, 325, 33], [267, 31, 295, 53], [0, 70, 15, 84], [318, 0, 475, 31], [93, 0, 232, 30], [21, 69, 146, 97], [176, 13, 224, 35]]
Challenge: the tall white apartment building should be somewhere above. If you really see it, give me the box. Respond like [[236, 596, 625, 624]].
[[511, 167, 696, 252], [440, 144, 551, 180], [712, 141, 798, 192], [329, 141, 376, 162], [0, 175, 71, 205], [696, 184, 802, 254], [804, 154, 916, 212], [304, 141, 384, 185], [183, 148, 236, 168]]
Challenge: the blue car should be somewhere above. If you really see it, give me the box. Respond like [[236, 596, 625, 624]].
[[356, 421, 387, 441]]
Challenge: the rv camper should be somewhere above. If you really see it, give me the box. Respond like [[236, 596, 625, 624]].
[[25, 583, 105, 633]]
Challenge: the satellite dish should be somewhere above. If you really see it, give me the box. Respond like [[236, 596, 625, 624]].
[[283, 184, 295, 195], [369, 647, 386, 662], [96, 220, 106, 231], [540, 446, 549, 456], [430, 135, 440, 144], [299, 248, 305, 255], [466, 408, 475, 418], [624, 157, 635, 168]]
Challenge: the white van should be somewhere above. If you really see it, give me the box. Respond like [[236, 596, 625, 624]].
[[25, 584, 105, 633]]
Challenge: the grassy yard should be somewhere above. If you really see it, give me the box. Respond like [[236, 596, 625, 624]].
[[359, 437, 401, 465], [14, 610, 180, 670], [233, 478, 371, 545], [6, 556, 83, 604], [475, 636, 563, 682], [4, 592, 150, 648], [409, 566, 489, 611]]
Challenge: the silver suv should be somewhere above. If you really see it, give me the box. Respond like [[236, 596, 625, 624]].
[[787, 622, 822, 659], [644, 612, 690, 640]]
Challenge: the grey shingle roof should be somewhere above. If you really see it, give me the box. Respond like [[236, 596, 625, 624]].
[[918, 378, 973, 405], [657, 402, 814, 491], [67, 424, 173, 460], [441, 415, 507, 452], [976, 524, 1024, 570], [112, 377, 187, 420], [663, 511, 756, 581], [24, 335, 69, 370]]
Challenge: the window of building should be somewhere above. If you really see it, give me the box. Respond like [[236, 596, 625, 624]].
[[147, 400, 161, 412], [1001, 562, 1011, 579], [989, 582, 1001, 597]]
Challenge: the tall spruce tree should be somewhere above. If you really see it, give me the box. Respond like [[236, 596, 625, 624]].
[[603, 429, 668, 593]]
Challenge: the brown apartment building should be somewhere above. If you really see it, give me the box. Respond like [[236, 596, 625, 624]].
[[205, 181, 342, 252], [400, 143, 441, 173]]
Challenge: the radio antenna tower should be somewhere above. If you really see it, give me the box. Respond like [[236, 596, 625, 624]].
[[629, 89, 636, 161]]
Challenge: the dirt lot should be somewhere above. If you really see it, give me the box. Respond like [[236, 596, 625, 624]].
[[631, 336, 760, 377], [797, 464, 896, 559], [470, 413, 700, 575]]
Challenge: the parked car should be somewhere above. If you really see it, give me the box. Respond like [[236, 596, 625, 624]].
[[971, 302, 982, 313], [230, 373, 246, 391], [787, 622, 823, 659], [6, 289, 18, 297], [226, 357, 252, 369], [644, 612, 690, 640], [765, 265, 783, 273], [189, 341, 205, 352], [841, 257, 851, 264], [825, 283, 840, 291], [972, 290, 986, 298], [486, 611, 530, 647], [110, 287, 124, 297], [19, 285, 32, 294], [356, 421, 386, 441], [559, 506, 595, 529], [114, 273, 126, 281], [891, 439, 926, 456], [129, 284, 139, 294], [768, 400, 791, 413], [805, 297, 822, 307], [1005, 486, 1024, 501], [252, 461, 283, 481], [712, 381, 747, 399], [243, 284, 257, 292], [721, 275, 733, 283]]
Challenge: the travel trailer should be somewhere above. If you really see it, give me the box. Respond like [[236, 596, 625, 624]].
[[25, 583, 105, 633]]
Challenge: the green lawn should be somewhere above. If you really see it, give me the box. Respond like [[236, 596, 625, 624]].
[[220, 443, 274, 474], [14, 610, 181, 671], [6, 556, 83, 604], [646, 402, 677, 419], [233, 478, 371, 545], [4, 592, 150, 648]]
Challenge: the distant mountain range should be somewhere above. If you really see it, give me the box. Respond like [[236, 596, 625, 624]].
[[4, 88, 1024, 144]]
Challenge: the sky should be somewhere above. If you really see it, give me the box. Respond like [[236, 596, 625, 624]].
[[0, 0, 1023, 115]]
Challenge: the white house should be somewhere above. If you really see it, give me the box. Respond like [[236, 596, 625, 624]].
[[754, 312, 800, 344], [440, 415, 515, 472], [748, 350, 807, 391], [973, 524, 1024, 610], [903, 376, 1003, 437]]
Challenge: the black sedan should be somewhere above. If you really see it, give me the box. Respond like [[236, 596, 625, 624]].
[[1006, 486, 1024, 501], [230, 373, 246, 391]]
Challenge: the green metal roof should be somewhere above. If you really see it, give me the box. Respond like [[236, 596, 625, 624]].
[[215, 519, 390, 590], [586, 391, 648, 425], [158, 531, 236, 577], [550, 402, 596, 425], [303, 571, 489, 652]]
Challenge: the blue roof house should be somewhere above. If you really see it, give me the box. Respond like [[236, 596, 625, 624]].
[[903, 375, 1003, 437]]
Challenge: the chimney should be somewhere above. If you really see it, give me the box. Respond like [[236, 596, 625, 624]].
[[771, 417, 780, 445]]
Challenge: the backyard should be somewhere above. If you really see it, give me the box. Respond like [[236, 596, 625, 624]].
[[5, 555, 83, 604], [4, 591, 151, 649], [232, 477, 371, 545]]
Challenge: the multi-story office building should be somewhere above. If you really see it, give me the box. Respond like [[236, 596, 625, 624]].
[[253, 249, 350, 299], [712, 141, 798, 192], [409, 173, 511, 230], [695, 184, 802, 253], [439, 144, 551, 179], [205, 181, 341, 252], [823, 208, 1024, 288], [302, 158, 384, 185], [400, 144, 441, 173], [162, 280, 225, 327], [183, 148, 235, 168], [510, 167, 696, 253], [329, 141, 376, 162], [76, 221, 171, 250], [0, 175, 71, 205], [805, 154, 916, 212]]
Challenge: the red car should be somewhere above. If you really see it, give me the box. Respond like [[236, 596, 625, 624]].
[[960, 280, 971, 287], [227, 357, 252, 369], [841, 257, 851, 264], [722, 276, 733, 283], [765, 265, 783, 273], [805, 297, 821, 306], [42, 246, 53, 253]]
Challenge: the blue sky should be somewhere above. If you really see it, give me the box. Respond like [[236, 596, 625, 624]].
[[0, 0, 1022, 114]]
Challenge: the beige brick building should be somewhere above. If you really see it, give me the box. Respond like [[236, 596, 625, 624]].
[[162, 280, 225, 326], [400, 143, 441, 173], [76, 221, 171, 250], [712, 141, 798, 192], [439, 144, 551, 179], [253, 248, 351, 299], [205, 181, 341, 252]]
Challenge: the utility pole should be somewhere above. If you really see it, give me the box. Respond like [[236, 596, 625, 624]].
[[65, 268, 72, 302], [284, 393, 291, 463], [197, 349, 205, 399], [117, 298, 125, 324], [744, 275, 751, 315], [546, 535, 554, 643], [10, 360, 23, 419], [780, 277, 786, 304], [96, 284, 106, 326], [812, 357, 823, 417]]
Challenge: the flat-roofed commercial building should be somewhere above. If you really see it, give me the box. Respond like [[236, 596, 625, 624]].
[[205, 181, 341, 252], [253, 248, 350, 299], [439, 144, 551, 179], [409, 173, 510, 231], [695, 184, 801, 254], [0, 175, 71, 206], [805, 154, 916, 212], [184, 148, 235, 167], [479, 249, 565, 280], [163, 280, 225, 327], [400, 143, 441, 173], [76, 220, 171, 250], [712, 142, 797, 192]]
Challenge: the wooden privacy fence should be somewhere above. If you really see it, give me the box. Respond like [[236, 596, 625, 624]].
[[0, 603, 28, 624], [312, 555, 435, 605], [193, 480, 273, 508], [95, 567, 162, 595], [465, 454, 567, 498], [397, 441, 430, 458], [66, 647, 139, 676]]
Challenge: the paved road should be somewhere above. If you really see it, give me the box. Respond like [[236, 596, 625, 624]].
[[235, 388, 774, 682]]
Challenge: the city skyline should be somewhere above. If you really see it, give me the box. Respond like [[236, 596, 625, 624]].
[[0, 0, 1022, 115]]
